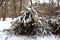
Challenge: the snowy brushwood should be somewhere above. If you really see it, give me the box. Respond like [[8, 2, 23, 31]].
[[10, 10, 39, 35], [9, 5, 46, 36], [48, 18, 60, 35], [10, 11, 49, 36], [4, 6, 60, 36]]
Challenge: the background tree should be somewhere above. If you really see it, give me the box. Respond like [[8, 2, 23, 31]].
[[11, 0, 16, 19], [49, 0, 56, 16], [13, 0, 16, 18], [20, 0, 22, 16], [2, 0, 8, 21], [57, 0, 60, 10]]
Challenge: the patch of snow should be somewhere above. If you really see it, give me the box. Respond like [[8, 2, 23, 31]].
[[0, 32, 60, 40], [0, 18, 60, 40], [0, 18, 16, 30]]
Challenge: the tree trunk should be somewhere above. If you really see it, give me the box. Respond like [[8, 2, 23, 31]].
[[57, 0, 59, 10], [2, 0, 7, 21], [12, 0, 16, 19], [20, 0, 22, 16]]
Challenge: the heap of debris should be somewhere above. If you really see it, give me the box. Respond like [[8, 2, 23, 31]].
[[48, 17, 60, 35], [4, 6, 60, 36], [10, 7, 41, 36]]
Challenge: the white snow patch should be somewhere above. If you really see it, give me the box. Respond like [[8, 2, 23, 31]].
[[0, 18, 16, 30], [0, 18, 60, 40]]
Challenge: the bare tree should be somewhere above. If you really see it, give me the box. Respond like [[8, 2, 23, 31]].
[[2, 0, 8, 21], [13, 0, 16, 18], [11, 0, 16, 19], [19, 0, 22, 15], [49, 0, 55, 16], [0, 0, 3, 20], [57, 0, 60, 10]]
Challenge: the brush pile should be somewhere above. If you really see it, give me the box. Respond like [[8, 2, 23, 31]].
[[5, 7, 60, 36], [10, 11, 60, 36], [10, 11, 40, 36]]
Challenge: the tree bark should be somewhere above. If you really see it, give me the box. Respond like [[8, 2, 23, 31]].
[[20, 0, 22, 16], [2, 0, 7, 21]]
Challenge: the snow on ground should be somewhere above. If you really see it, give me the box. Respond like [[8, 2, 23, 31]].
[[0, 18, 16, 30], [0, 18, 60, 40]]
